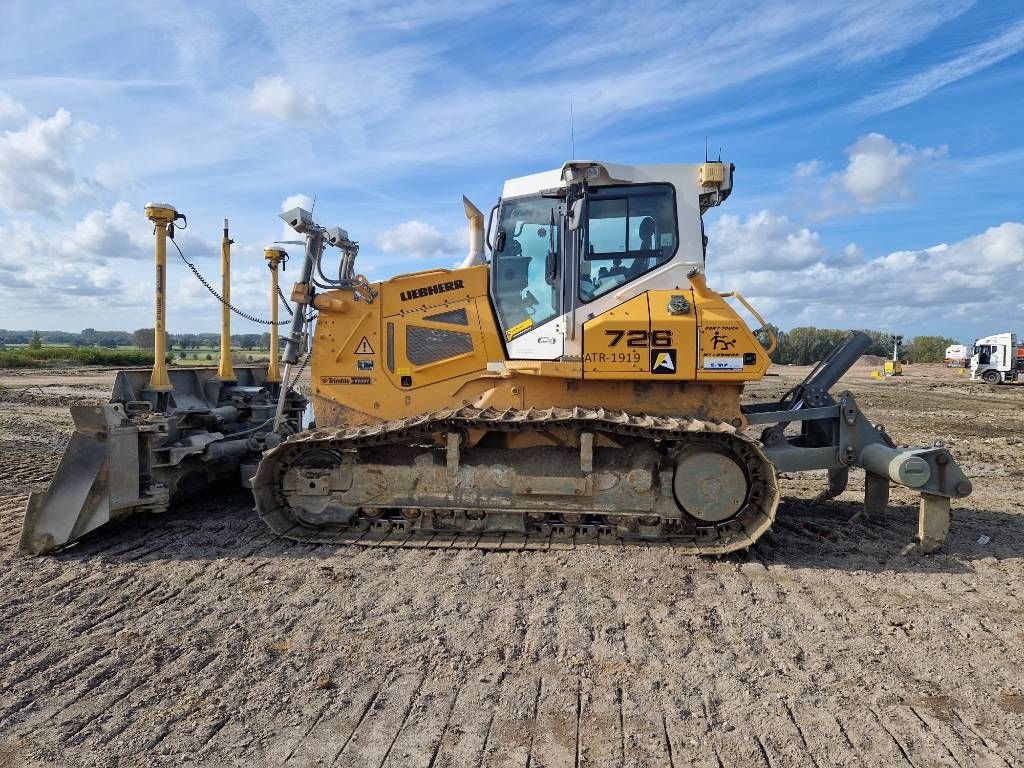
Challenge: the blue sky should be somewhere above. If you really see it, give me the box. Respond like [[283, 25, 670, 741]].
[[0, 0, 1022, 343]]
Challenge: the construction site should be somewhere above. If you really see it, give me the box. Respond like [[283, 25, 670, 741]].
[[1, 158, 1022, 767]]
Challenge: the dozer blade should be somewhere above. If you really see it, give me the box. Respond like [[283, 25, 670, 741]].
[[20, 404, 163, 556], [20, 365, 305, 556]]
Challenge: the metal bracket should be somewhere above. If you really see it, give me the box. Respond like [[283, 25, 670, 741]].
[[839, 394, 858, 426], [446, 432, 460, 479], [745, 404, 839, 425], [579, 432, 594, 473]]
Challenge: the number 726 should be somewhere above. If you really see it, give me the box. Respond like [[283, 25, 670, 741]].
[[604, 330, 672, 348]]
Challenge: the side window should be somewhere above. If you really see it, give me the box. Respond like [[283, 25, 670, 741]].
[[579, 184, 677, 302]]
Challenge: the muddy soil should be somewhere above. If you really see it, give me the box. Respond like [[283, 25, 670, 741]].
[[0, 364, 1022, 767]]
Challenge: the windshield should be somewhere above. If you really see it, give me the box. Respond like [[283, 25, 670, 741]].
[[491, 195, 560, 340]]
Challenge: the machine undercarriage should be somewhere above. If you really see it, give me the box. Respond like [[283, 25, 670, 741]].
[[253, 406, 779, 554]]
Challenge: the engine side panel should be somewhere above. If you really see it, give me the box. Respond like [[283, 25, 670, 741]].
[[312, 266, 504, 427]]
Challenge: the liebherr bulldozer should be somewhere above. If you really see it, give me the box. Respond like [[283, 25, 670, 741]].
[[20, 159, 972, 557]]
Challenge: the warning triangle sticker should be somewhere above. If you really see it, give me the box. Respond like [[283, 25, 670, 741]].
[[354, 336, 374, 355]]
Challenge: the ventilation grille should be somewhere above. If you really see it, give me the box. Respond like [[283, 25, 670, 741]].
[[423, 308, 469, 326], [406, 326, 473, 365]]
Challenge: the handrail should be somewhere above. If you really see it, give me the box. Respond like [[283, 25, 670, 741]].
[[720, 291, 777, 356], [390, 267, 452, 281]]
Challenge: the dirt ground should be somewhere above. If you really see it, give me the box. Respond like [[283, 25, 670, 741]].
[[0, 362, 1022, 767]]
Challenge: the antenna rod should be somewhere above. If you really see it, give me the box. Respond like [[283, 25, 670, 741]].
[[144, 202, 178, 395], [570, 99, 575, 160], [264, 247, 286, 384], [216, 218, 237, 382]]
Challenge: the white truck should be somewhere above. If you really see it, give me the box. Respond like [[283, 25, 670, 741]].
[[970, 332, 1022, 384], [944, 343, 969, 367]]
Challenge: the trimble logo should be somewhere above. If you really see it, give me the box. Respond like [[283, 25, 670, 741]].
[[400, 279, 465, 302]]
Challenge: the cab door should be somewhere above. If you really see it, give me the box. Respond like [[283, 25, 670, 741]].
[[491, 194, 565, 360]]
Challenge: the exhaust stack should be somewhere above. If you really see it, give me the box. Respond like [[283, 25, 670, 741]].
[[459, 196, 485, 268]]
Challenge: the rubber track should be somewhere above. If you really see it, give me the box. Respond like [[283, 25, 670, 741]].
[[252, 405, 780, 555]]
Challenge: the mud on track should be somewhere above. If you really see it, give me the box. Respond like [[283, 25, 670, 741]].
[[0, 365, 1022, 767]]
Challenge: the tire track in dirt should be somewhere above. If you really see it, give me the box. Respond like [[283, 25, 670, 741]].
[[0, 522, 262, 701], [0, 525, 311, 734], [55, 539, 330, 757]]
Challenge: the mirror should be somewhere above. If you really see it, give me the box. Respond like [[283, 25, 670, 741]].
[[568, 198, 586, 231], [485, 204, 499, 251]]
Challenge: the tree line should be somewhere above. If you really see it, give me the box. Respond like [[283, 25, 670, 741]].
[[1, 328, 273, 352], [757, 326, 960, 365]]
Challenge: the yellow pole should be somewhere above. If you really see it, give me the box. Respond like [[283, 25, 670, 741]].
[[217, 218, 236, 381], [144, 203, 177, 392], [264, 247, 286, 383]]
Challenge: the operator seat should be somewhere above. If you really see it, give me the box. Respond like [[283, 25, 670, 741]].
[[625, 216, 658, 280]]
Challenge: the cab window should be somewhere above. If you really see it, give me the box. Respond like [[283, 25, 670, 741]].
[[491, 195, 560, 338], [579, 184, 677, 302]]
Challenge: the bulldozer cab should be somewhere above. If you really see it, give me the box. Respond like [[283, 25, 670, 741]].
[[491, 160, 731, 360]]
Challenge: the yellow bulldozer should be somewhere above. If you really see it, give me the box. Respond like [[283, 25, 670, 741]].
[[20, 159, 971, 557]]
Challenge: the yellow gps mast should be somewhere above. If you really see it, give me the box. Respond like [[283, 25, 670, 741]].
[[144, 202, 177, 392], [216, 218, 237, 381], [264, 246, 287, 383]]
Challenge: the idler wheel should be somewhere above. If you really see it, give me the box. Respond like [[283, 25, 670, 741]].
[[673, 448, 749, 523]]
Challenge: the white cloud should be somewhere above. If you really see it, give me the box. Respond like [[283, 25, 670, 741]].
[[0, 218, 141, 310], [841, 134, 915, 205], [248, 76, 327, 124], [849, 19, 1024, 116], [0, 201, 150, 269], [839, 133, 946, 205], [66, 201, 151, 260], [0, 202, 251, 327], [708, 210, 825, 272], [840, 243, 864, 263], [709, 218, 1024, 332], [281, 193, 314, 213], [377, 219, 464, 258], [0, 102, 100, 215], [0, 94, 28, 126], [794, 159, 822, 178], [794, 133, 947, 217]]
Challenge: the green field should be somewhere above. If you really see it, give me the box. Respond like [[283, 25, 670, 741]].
[[0, 344, 272, 369], [0, 346, 157, 368]]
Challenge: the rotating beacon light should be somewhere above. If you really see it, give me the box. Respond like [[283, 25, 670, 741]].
[[144, 202, 179, 392], [264, 246, 287, 383], [216, 219, 237, 381]]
